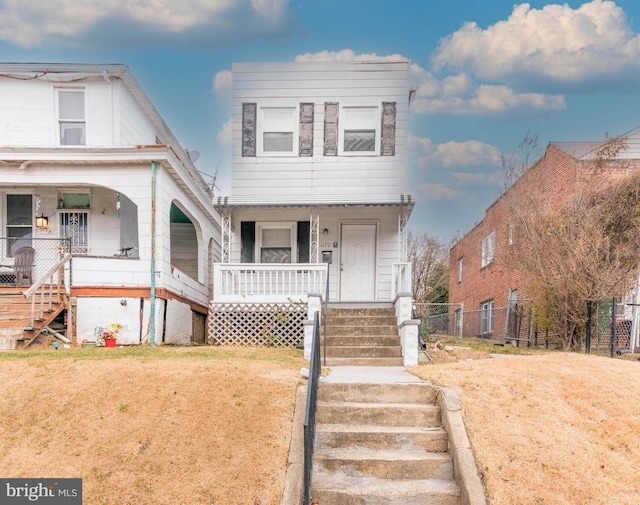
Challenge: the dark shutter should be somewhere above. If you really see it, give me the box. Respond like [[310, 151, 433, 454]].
[[240, 221, 255, 263], [299, 103, 314, 157], [324, 102, 338, 156], [381, 101, 396, 156], [297, 221, 310, 263], [242, 103, 257, 157]]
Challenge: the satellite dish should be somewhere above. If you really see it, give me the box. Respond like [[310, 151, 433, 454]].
[[186, 149, 200, 163]]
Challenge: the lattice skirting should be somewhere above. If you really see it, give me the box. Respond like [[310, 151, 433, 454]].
[[208, 302, 307, 347]]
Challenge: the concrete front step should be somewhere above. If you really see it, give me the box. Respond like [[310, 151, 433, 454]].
[[326, 315, 398, 327], [327, 307, 395, 317], [324, 357, 405, 367], [326, 325, 398, 337], [317, 402, 441, 427], [325, 335, 400, 346], [316, 424, 449, 452], [311, 473, 461, 505], [315, 447, 454, 480], [326, 346, 402, 359], [319, 382, 438, 404]]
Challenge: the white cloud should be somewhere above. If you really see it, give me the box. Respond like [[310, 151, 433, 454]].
[[0, 0, 295, 48], [217, 119, 233, 145], [294, 49, 407, 63], [417, 182, 464, 201], [410, 134, 502, 169], [451, 170, 503, 188], [433, 0, 640, 88], [212, 70, 233, 100], [295, 50, 565, 117]]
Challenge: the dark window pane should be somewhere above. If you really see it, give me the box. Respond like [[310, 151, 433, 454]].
[[260, 247, 291, 263]]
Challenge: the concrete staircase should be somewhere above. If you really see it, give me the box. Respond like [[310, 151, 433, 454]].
[[311, 369, 461, 504], [0, 286, 67, 350], [324, 306, 403, 366]]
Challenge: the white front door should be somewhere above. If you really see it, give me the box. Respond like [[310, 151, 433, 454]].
[[340, 223, 376, 301]]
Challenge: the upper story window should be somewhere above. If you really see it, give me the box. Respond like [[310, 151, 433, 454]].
[[457, 257, 463, 283], [57, 89, 86, 145], [481, 231, 495, 268], [340, 106, 378, 154], [258, 107, 297, 155]]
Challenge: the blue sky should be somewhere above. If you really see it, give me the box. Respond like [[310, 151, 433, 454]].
[[2, 0, 640, 241]]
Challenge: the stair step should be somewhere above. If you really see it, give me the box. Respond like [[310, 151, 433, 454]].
[[316, 424, 448, 452], [324, 335, 400, 346], [317, 402, 441, 427], [319, 382, 438, 404], [315, 448, 453, 480], [311, 473, 461, 505], [325, 346, 402, 358], [326, 316, 398, 326], [326, 325, 398, 336], [324, 357, 405, 367]]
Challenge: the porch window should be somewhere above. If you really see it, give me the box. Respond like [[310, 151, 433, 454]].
[[340, 106, 378, 153], [58, 89, 86, 146], [241, 221, 310, 263], [259, 107, 296, 155], [5, 194, 33, 256], [481, 299, 494, 334], [259, 225, 294, 263]]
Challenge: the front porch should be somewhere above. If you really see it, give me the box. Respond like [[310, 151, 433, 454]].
[[208, 261, 420, 365]]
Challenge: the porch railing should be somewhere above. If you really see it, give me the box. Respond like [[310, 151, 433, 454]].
[[392, 262, 412, 298], [213, 263, 327, 302], [22, 253, 72, 327]]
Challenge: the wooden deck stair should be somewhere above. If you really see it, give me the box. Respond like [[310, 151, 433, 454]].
[[0, 286, 68, 350]]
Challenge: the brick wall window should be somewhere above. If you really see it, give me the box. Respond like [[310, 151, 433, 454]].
[[481, 231, 495, 268], [457, 257, 463, 283], [481, 299, 494, 334]]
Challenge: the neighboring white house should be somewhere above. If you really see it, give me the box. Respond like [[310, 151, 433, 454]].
[[0, 63, 221, 345], [213, 60, 414, 307]]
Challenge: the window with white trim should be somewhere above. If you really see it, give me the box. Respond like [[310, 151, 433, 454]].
[[481, 231, 495, 267], [257, 223, 297, 263], [457, 257, 463, 283], [258, 107, 297, 155], [481, 299, 494, 334], [340, 106, 378, 154], [58, 89, 86, 145]]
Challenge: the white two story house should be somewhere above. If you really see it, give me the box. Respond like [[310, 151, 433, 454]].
[[211, 60, 414, 347], [0, 63, 221, 347]]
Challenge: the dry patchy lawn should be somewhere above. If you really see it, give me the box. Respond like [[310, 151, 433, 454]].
[[409, 347, 640, 505], [0, 346, 306, 505]]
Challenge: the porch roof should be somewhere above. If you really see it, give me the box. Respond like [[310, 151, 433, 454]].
[[214, 195, 415, 216]]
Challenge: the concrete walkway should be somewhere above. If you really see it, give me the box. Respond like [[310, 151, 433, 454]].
[[322, 366, 424, 384]]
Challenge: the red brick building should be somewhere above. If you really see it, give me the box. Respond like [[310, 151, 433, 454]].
[[449, 129, 640, 341]]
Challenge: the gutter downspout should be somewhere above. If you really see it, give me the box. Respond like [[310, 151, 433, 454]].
[[150, 161, 157, 347]]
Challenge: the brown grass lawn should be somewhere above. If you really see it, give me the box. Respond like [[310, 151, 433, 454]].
[[2, 344, 640, 505], [409, 347, 640, 505], [0, 346, 306, 505]]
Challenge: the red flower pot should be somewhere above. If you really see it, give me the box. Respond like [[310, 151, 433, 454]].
[[104, 338, 117, 348]]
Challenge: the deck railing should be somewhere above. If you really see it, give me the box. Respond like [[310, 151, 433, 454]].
[[213, 263, 327, 302]]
